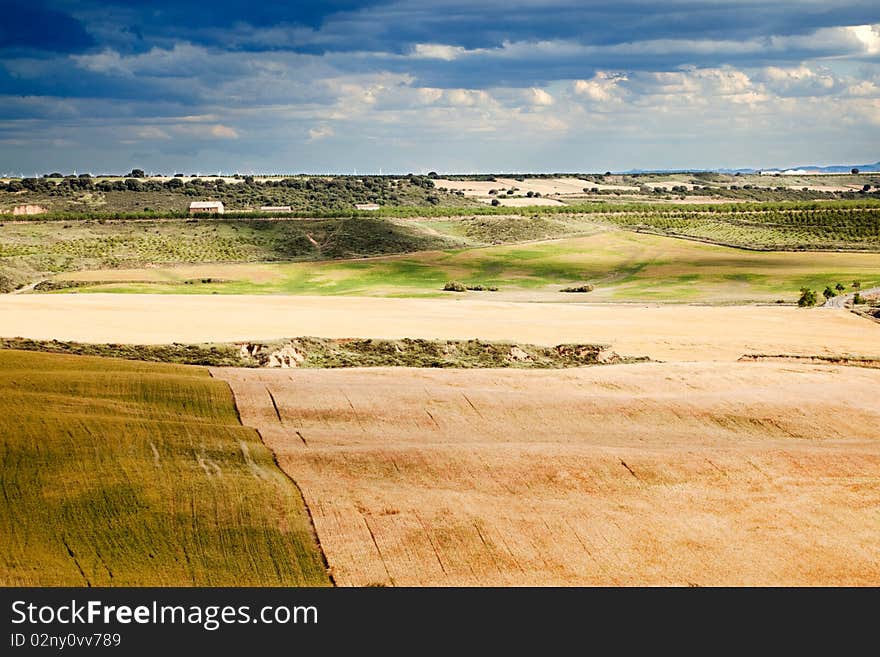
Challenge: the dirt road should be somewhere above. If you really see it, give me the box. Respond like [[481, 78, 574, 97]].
[[823, 286, 880, 308]]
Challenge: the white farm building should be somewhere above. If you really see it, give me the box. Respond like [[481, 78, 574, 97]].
[[189, 201, 225, 214]]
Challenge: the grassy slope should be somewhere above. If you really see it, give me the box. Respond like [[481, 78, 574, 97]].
[[55, 230, 880, 303], [0, 217, 460, 290], [0, 349, 331, 586]]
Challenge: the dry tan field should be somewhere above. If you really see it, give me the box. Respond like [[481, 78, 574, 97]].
[[433, 177, 640, 198], [215, 362, 880, 586], [1, 294, 877, 361], [477, 196, 566, 207]]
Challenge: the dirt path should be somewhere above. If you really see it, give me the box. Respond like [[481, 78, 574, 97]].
[[10, 281, 39, 295], [823, 286, 880, 308]]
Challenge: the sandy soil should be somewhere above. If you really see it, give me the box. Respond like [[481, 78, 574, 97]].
[[1, 295, 877, 361], [215, 362, 880, 586], [434, 177, 639, 197], [477, 197, 566, 206]]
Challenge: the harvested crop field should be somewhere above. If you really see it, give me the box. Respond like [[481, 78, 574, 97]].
[[0, 349, 330, 586], [0, 294, 877, 361], [216, 362, 880, 586]]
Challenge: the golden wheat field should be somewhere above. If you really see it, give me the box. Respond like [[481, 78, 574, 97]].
[[215, 362, 880, 586], [1, 294, 878, 362]]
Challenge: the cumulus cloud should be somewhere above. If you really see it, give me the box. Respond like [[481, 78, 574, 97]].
[[0, 2, 878, 172], [527, 88, 554, 106], [573, 73, 627, 102]]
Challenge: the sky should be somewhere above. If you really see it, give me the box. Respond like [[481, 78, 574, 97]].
[[0, 1, 878, 174]]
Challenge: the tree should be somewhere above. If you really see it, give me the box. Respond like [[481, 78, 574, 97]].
[[822, 286, 835, 300], [490, 198, 500, 206], [853, 293, 862, 305], [127, 168, 145, 178], [852, 280, 861, 290], [797, 288, 817, 307], [851, 168, 859, 175], [835, 282, 845, 293]]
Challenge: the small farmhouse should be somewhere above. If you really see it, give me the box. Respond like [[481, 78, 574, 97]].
[[355, 203, 380, 211], [189, 201, 224, 214]]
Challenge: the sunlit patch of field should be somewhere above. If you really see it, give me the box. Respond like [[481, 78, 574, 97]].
[[216, 362, 880, 586], [51, 230, 880, 303]]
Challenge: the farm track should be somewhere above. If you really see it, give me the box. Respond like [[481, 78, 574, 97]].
[[823, 286, 880, 308], [215, 362, 880, 586]]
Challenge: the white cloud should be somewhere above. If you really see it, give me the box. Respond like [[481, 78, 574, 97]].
[[573, 73, 627, 102], [527, 88, 554, 106], [445, 89, 492, 107], [848, 25, 880, 56], [410, 43, 469, 61], [135, 126, 171, 140], [166, 123, 239, 139], [209, 124, 239, 138], [308, 125, 335, 141]]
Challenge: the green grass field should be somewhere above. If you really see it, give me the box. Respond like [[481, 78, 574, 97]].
[[0, 217, 461, 291], [0, 349, 331, 586], [51, 229, 880, 303]]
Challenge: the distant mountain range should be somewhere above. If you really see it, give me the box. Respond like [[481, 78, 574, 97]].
[[621, 161, 880, 174]]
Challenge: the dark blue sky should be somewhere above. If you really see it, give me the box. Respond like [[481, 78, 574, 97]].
[[1, 1, 878, 173]]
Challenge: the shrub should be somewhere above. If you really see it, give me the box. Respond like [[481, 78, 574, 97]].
[[797, 288, 817, 307], [443, 281, 466, 292], [560, 284, 594, 293], [490, 199, 500, 206], [823, 286, 836, 300], [853, 293, 862, 305]]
